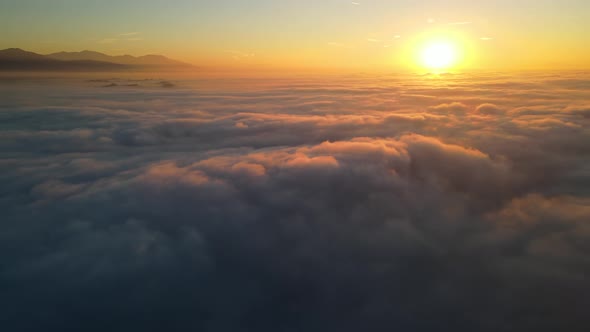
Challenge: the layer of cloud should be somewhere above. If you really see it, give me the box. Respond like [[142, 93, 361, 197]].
[[0, 72, 589, 331]]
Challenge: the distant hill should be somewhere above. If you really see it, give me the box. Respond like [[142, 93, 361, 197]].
[[0, 48, 49, 61], [47, 50, 189, 67], [0, 48, 192, 72]]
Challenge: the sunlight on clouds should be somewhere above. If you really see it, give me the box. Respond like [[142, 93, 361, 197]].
[[1, 71, 589, 330]]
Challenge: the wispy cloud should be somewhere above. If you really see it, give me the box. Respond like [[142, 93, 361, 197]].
[[480, 37, 493, 41], [227, 51, 256, 60], [98, 32, 143, 44], [446, 21, 472, 25], [98, 38, 119, 44]]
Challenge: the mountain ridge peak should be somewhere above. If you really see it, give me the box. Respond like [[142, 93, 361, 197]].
[[0, 48, 193, 71]]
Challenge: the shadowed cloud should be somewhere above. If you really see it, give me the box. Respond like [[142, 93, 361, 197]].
[[0, 71, 589, 331]]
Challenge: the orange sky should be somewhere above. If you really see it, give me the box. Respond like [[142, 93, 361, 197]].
[[1, 0, 589, 72]]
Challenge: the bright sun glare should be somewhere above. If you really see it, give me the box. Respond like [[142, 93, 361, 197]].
[[420, 41, 457, 71]]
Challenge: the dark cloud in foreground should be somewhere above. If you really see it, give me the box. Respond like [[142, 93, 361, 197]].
[[0, 72, 589, 332]]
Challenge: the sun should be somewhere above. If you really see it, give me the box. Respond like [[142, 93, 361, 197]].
[[420, 41, 458, 71]]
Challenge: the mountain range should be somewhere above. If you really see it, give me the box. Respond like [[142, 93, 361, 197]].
[[0, 48, 192, 71]]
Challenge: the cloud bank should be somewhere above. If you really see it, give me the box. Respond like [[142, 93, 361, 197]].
[[0, 72, 589, 331]]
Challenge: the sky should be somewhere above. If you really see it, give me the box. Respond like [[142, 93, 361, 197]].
[[1, 0, 589, 71]]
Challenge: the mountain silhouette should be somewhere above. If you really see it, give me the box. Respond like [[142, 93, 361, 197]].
[[0, 48, 49, 61], [0, 48, 192, 71], [47, 50, 188, 66]]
